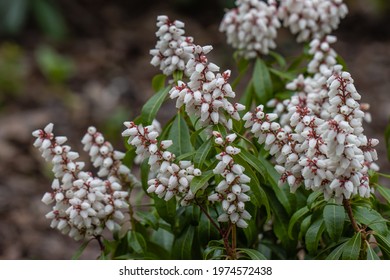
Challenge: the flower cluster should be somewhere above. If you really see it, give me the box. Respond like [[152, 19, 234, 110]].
[[244, 69, 379, 204], [220, 0, 348, 55], [208, 132, 251, 228], [122, 121, 201, 205], [278, 0, 348, 42], [33, 124, 129, 241], [219, 0, 280, 58], [150, 15, 195, 75], [169, 44, 245, 130]]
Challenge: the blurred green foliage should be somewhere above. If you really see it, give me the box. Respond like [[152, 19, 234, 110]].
[[0, 0, 67, 41], [0, 42, 26, 100], [35, 45, 75, 84]]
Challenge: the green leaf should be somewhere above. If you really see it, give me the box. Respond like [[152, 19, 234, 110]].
[[325, 241, 347, 260], [269, 51, 287, 68], [167, 113, 193, 156], [342, 232, 362, 260], [71, 239, 92, 260], [233, 154, 270, 219], [252, 57, 273, 104], [173, 70, 184, 83], [136, 210, 159, 230], [305, 218, 325, 255], [323, 203, 345, 241], [190, 170, 214, 194], [154, 196, 176, 225], [239, 81, 255, 113], [140, 159, 150, 194], [127, 231, 147, 254], [366, 241, 380, 260], [198, 206, 219, 243], [172, 226, 195, 260], [237, 248, 267, 260], [288, 206, 310, 239], [140, 86, 170, 125], [374, 232, 390, 259], [269, 68, 295, 81], [236, 149, 266, 178], [152, 74, 166, 92], [352, 206, 388, 235], [376, 184, 390, 204], [193, 138, 213, 168], [33, 0, 67, 40]]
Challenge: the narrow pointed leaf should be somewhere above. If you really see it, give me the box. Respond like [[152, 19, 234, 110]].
[[253, 57, 273, 104], [237, 248, 267, 260], [374, 233, 390, 259], [190, 170, 214, 194], [325, 241, 347, 260], [141, 86, 170, 125], [172, 226, 195, 260], [323, 203, 345, 241], [154, 196, 176, 225], [342, 232, 361, 260], [127, 231, 147, 254], [352, 206, 388, 235], [152, 74, 166, 92], [194, 138, 213, 168], [167, 114, 193, 156], [366, 241, 380, 260], [305, 218, 325, 255], [288, 206, 310, 239]]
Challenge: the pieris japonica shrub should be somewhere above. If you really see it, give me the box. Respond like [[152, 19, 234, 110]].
[[33, 0, 390, 260]]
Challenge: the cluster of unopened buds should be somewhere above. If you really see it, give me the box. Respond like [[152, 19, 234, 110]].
[[169, 44, 245, 130], [208, 132, 252, 228], [122, 121, 201, 206], [150, 15, 195, 75], [219, 0, 348, 56], [219, 0, 280, 58], [32, 124, 130, 241]]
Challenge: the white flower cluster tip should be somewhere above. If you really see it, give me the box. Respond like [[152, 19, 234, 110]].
[[32, 124, 129, 241], [150, 15, 195, 75], [219, 0, 281, 58], [169, 44, 245, 130], [220, 0, 348, 56], [122, 121, 201, 206], [208, 132, 251, 228], [278, 0, 348, 42]]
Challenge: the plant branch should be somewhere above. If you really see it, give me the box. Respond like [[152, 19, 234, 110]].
[[342, 198, 360, 233]]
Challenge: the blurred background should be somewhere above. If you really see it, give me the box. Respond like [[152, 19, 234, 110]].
[[0, 0, 389, 259]]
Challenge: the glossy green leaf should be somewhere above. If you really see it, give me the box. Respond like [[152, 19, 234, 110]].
[[269, 51, 287, 68], [376, 184, 390, 204], [173, 70, 183, 82], [253, 57, 273, 104], [198, 206, 219, 243], [140, 86, 170, 125], [193, 138, 213, 168], [237, 149, 266, 178], [299, 214, 312, 240], [352, 206, 388, 235], [325, 241, 347, 260], [152, 74, 166, 92], [305, 218, 325, 255], [342, 232, 361, 260], [172, 226, 195, 260], [288, 206, 310, 239], [140, 159, 150, 194], [167, 113, 193, 156], [237, 248, 267, 260], [269, 68, 295, 81], [366, 241, 380, 260], [239, 81, 255, 113], [233, 154, 270, 219], [323, 203, 345, 241], [258, 154, 295, 215], [127, 231, 147, 254], [190, 170, 214, 194], [154, 196, 176, 225], [374, 232, 390, 259]]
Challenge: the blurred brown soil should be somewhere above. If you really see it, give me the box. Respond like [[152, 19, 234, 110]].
[[0, 0, 389, 259]]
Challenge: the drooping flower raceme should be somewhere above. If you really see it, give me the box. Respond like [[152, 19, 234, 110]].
[[33, 124, 129, 241], [169, 44, 245, 130], [278, 0, 348, 42], [219, 0, 280, 58], [208, 132, 252, 228], [122, 121, 201, 206], [150, 15, 195, 76], [244, 69, 379, 204]]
